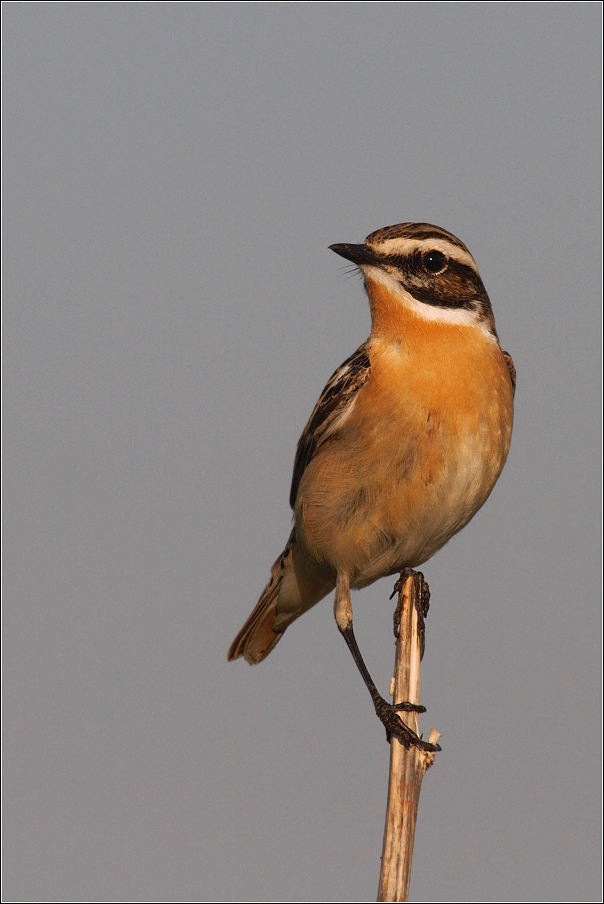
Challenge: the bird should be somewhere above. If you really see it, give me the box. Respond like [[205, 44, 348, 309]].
[[228, 221, 515, 749]]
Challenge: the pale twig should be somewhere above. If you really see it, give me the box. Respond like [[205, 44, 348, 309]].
[[377, 572, 441, 902]]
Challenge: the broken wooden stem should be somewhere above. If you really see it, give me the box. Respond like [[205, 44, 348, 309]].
[[377, 572, 441, 902]]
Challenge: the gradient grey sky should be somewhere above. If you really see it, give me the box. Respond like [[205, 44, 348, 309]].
[[4, 3, 601, 902]]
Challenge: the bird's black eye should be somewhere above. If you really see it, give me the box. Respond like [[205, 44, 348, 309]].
[[422, 250, 447, 274]]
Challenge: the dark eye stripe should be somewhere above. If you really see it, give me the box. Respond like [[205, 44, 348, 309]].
[[377, 252, 490, 312]]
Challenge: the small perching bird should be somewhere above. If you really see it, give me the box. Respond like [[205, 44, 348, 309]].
[[228, 222, 515, 749]]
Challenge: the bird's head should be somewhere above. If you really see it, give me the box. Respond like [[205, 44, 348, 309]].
[[330, 222, 497, 339]]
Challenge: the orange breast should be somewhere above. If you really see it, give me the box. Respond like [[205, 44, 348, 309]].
[[295, 283, 514, 585]]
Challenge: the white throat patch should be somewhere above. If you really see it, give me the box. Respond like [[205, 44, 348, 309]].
[[364, 267, 496, 340]]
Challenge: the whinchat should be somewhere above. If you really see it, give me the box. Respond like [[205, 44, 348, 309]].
[[228, 222, 515, 749]]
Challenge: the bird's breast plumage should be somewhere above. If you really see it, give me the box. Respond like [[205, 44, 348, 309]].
[[294, 313, 514, 586]]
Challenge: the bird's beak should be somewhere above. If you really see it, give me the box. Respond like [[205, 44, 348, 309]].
[[329, 243, 383, 268]]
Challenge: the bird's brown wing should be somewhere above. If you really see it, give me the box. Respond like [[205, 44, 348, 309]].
[[502, 349, 516, 398], [289, 343, 371, 508]]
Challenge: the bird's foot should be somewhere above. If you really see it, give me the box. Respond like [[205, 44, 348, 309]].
[[390, 566, 417, 602], [391, 568, 430, 660], [373, 694, 441, 751], [392, 701, 426, 713]]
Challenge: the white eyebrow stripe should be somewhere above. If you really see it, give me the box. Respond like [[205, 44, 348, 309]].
[[368, 237, 478, 271], [364, 268, 497, 340]]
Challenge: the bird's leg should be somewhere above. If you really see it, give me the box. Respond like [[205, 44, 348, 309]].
[[334, 572, 437, 751]]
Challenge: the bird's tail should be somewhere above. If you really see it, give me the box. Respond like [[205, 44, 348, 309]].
[[227, 542, 291, 665]]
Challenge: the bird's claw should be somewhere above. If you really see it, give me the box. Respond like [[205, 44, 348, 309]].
[[389, 566, 416, 601], [374, 696, 440, 752], [392, 701, 426, 713]]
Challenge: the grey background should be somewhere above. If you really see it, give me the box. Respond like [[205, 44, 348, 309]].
[[3, 3, 601, 902]]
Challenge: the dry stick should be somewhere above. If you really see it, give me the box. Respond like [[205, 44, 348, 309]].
[[377, 572, 441, 903]]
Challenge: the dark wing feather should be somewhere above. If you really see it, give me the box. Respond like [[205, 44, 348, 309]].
[[289, 343, 371, 508], [501, 349, 516, 398]]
